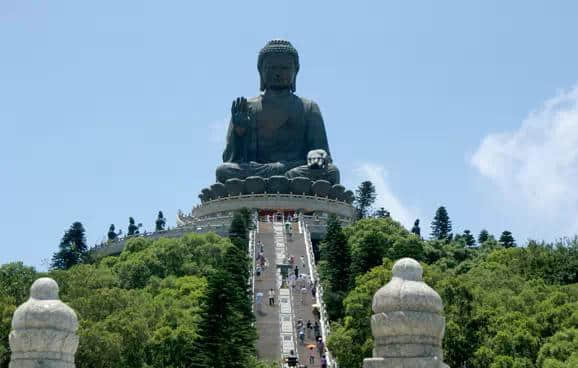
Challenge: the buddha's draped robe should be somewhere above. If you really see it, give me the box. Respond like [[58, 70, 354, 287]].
[[216, 91, 340, 184]]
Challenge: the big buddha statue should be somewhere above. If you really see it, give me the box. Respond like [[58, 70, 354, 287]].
[[216, 40, 340, 185]]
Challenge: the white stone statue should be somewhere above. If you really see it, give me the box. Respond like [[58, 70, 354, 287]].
[[9, 278, 79, 368], [364, 258, 450, 368]]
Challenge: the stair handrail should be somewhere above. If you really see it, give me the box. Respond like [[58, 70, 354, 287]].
[[301, 218, 338, 368], [249, 226, 257, 317]]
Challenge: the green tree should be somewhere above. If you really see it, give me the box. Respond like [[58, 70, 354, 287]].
[[0, 262, 37, 304], [0, 299, 16, 367], [76, 322, 123, 368], [229, 210, 250, 253], [347, 218, 412, 283], [0, 263, 37, 366], [386, 234, 425, 262], [430, 206, 452, 241], [328, 260, 394, 367], [51, 221, 88, 270], [155, 211, 166, 232], [486, 239, 578, 285], [479, 229, 490, 244], [319, 214, 351, 319], [537, 328, 578, 367], [500, 231, 516, 248], [321, 215, 351, 293], [229, 212, 248, 241], [463, 230, 476, 247], [194, 267, 255, 368], [221, 245, 256, 357], [439, 277, 485, 368], [354, 181, 376, 219], [247, 358, 279, 368], [238, 207, 254, 230], [115, 258, 152, 289]]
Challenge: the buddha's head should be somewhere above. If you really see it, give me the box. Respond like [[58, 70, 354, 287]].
[[307, 149, 328, 169], [258, 39, 300, 92]]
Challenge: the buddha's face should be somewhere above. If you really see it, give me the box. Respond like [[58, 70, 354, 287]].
[[260, 54, 296, 91]]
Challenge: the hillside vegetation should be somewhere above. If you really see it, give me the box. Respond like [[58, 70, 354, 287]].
[[0, 229, 273, 368], [2, 214, 577, 368], [320, 217, 578, 368]]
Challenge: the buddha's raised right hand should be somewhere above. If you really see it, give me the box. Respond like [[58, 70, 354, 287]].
[[231, 97, 250, 130]]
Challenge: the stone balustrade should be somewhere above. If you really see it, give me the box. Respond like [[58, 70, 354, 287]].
[[92, 215, 235, 258]]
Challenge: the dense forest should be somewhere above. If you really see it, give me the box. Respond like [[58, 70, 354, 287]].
[[0, 212, 275, 368], [320, 216, 578, 368]]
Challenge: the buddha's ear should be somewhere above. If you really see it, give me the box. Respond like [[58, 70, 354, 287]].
[[260, 72, 266, 91], [291, 74, 297, 92]]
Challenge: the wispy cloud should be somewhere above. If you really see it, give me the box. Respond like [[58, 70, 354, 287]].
[[471, 86, 578, 236], [354, 163, 417, 228]]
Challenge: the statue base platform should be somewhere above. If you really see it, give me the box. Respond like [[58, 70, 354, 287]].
[[179, 193, 355, 223], [177, 193, 355, 239]]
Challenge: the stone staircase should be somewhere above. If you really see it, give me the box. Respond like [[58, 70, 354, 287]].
[[254, 219, 335, 367]]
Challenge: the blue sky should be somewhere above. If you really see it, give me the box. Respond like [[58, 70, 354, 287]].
[[2, 1, 578, 269]]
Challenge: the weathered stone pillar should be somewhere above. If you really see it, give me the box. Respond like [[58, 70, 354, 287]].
[[364, 258, 450, 368], [9, 278, 79, 368]]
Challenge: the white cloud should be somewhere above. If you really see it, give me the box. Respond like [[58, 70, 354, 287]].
[[354, 163, 417, 228], [471, 86, 578, 235]]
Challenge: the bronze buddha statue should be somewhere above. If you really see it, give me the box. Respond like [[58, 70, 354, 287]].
[[216, 39, 340, 185]]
